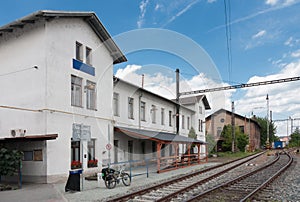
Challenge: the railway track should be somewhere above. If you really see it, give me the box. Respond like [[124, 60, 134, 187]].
[[108, 152, 267, 202], [186, 151, 293, 202]]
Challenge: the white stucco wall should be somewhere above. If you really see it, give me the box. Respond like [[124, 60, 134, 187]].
[[0, 17, 116, 182]]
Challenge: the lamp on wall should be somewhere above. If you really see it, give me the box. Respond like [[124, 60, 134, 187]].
[[84, 83, 96, 92]]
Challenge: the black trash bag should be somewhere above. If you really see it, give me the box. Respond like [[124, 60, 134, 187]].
[[101, 168, 115, 180]]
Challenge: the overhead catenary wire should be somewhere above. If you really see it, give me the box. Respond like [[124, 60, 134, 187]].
[[0, 66, 38, 77], [180, 76, 300, 95], [224, 0, 233, 83]]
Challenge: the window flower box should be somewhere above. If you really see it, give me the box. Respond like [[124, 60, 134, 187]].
[[88, 159, 98, 168], [71, 161, 82, 169]]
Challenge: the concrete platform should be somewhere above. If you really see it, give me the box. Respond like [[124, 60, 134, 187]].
[[0, 162, 219, 202]]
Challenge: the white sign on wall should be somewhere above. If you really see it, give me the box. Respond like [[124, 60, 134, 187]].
[[72, 123, 91, 141]]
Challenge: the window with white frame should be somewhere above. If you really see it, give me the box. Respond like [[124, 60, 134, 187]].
[[88, 139, 96, 167], [71, 140, 81, 162], [182, 115, 185, 129], [76, 41, 83, 61], [151, 105, 156, 123], [71, 75, 82, 107], [169, 111, 172, 126], [141, 101, 146, 121], [128, 97, 134, 119], [187, 116, 190, 130], [86, 46, 92, 66], [113, 93, 119, 116], [198, 119, 203, 132], [161, 108, 165, 125], [199, 106, 203, 114], [86, 80, 96, 110]]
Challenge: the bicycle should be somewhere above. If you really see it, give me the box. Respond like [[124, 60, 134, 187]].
[[101, 164, 131, 189]]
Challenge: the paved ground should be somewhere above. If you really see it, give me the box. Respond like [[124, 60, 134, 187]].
[[0, 162, 219, 202]]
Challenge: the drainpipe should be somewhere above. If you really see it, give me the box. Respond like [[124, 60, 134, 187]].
[[176, 69, 180, 135], [138, 75, 144, 129]]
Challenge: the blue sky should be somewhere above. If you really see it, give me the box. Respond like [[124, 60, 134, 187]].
[[1, 0, 300, 136]]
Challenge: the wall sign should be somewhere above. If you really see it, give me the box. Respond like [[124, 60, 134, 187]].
[[72, 123, 91, 141]]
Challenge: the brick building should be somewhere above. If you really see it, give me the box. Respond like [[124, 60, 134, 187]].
[[205, 109, 261, 151]]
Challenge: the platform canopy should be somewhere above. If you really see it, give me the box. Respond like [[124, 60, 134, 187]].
[[0, 134, 58, 142], [115, 127, 206, 144]]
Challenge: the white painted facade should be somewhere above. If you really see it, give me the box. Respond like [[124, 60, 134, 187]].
[[113, 79, 210, 162], [0, 11, 126, 183], [0, 10, 210, 183]]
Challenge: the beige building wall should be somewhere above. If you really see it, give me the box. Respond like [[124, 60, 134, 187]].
[[206, 109, 261, 151]]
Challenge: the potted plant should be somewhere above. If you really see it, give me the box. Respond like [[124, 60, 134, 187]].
[[88, 159, 98, 168], [71, 160, 82, 169]]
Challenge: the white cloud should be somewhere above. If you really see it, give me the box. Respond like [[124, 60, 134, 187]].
[[235, 60, 300, 136], [209, 0, 300, 32], [137, 0, 149, 28], [291, 49, 300, 58], [155, 4, 163, 11], [115, 64, 233, 113], [266, 0, 279, 6], [207, 0, 217, 3], [162, 0, 200, 27], [266, 0, 296, 6], [284, 36, 300, 47], [115, 64, 142, 78], [284, 36, 293, 46], [252, 30, 267, 39]]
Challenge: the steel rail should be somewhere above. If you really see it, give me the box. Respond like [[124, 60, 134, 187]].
[[240, 151, 293, 202], [107, 152, 264, 202], [186, 152, 291, 202]]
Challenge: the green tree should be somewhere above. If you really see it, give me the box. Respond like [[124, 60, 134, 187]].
[[289, 127, 300, 147], [236, 132, 248, 152], [220, 125, 248, 152], [254, 116, 277, 147], [205, 134, 216, 154], [0, 148, 23, 176], [220, 125, 232, 151], [188, 127, 197, 139]]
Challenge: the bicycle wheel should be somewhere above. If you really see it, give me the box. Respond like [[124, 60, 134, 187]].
[[121, 173, 131, 186], [105, 174, 117, 189]]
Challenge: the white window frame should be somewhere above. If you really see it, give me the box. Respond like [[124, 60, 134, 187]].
[[141, 101, 146, 121], [71, 75, 82, 107], [182, 115, 185, 129], [199, 106, 203, 114], [86, 80, 96, 110], [151, 105, 156, 124], [128, 97, 134, 119], [113, 93, 119, 116], [161, 108, 165, 125], [169, 111, 172, 126], [86, 46, 92, 66], [76, 41, 83, 61]]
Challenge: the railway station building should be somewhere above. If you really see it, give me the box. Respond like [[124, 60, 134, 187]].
[[205, 109, 261, 152], [0, 10, 210, 183]]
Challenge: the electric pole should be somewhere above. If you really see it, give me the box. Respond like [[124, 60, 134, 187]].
[[266, 94, 270, 147], [231, 101, 235, 152], [175, 69, 180, 135]]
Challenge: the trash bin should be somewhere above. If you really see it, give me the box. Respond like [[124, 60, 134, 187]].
[[65, 169, 83, 192]]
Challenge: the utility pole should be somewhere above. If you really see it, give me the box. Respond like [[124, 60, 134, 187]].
[[231, 101, 235, 152], [175, 69, 180, 135], [270, 110, 272, 143], [266, 94, 270, 147], [291, 117, 293, 134]]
